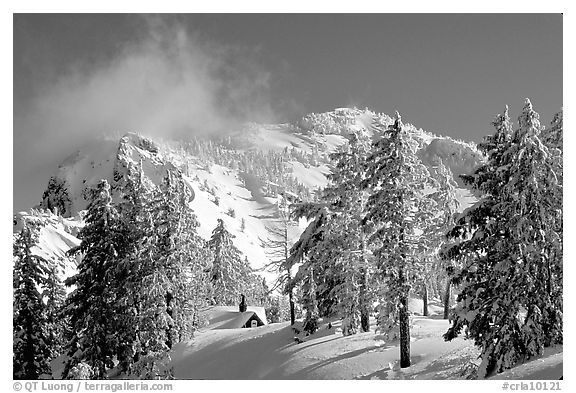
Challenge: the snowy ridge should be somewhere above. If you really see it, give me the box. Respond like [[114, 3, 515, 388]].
[[47, 133, 183, 215], [13, 210, 80, 288], [31, 108, 483, 283]]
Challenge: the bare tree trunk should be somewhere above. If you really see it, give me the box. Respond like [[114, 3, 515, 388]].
[[399, 265, 411, 368], [284, 224, 296, 326], [360, 270, 370, 332], [165, 291, 173, 349], [359, 232, 370, 332], [360, 308, 370, 332], [443, 280, 451, 320], [289, 290, 295, 325], [422, 283, 428, 317]]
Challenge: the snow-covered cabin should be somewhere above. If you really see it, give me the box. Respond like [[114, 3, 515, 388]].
[[202, 306, 268, 329]]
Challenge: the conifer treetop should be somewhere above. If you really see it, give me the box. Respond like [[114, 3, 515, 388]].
[[517, 97, 541, 138], [394, 111, 403, 128]]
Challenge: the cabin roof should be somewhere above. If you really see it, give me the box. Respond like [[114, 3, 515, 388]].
[[202, 306, 268, 329]]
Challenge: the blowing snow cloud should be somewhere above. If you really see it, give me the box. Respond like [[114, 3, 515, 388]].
[[13, 16, 276, 210]]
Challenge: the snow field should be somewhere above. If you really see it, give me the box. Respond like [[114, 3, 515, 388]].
[[171, 314, 562, 380]]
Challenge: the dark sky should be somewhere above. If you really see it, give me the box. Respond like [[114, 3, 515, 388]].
[[13, 14, 562, 212]]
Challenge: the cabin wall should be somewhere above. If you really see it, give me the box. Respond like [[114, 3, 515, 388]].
[[242, 314, 264, 328]]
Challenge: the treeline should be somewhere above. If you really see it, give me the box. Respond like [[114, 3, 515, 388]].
[[164, 136, 319, 201], [298, 107, 383, 135], [277, 100, 562, 377], [13, 164, 270, 380]]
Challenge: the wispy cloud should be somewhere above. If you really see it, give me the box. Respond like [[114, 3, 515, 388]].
[[13, 15, 280, 211], [15, 15, 276, 160]]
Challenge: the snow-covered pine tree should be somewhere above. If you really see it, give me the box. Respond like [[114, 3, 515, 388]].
[[542, 109, 562, 151], [13, 221, 55, 379], [112, 161, 156, 373], [40, 176, 73, 217], [301, 263, 319, 334], [501, 100, 563, 350], [243, 275, 271, 309], [63, 180, 123, 379], [283, 132, 375, 333], [442, 106, 516, 376], [460, 105, 513, 193], [441, 105, 513, 321], [152, 170, 198, 345], [286, 202, 329, 323], [128, 170, 210, 379], [540, 110, 563, 302], [322, 131, 374, 332], [425, 158, 461, 319], [43, 264, 68, 366], [443, 100, 563, 377], [361, 112, 436, 368], [208, 218, 250, 305], [266, 295, 286, 323], [309, 217, 361, 333], [539, 110, 563, 347]]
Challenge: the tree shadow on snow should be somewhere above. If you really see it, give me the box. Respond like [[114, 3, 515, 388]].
[[412, 352, 475, 379], [292, 335, 342, 352], [249, 213, 277, 220], [291, 343, 396, 379], [171, 325, 295, 379], [354, 355, 425, 380]]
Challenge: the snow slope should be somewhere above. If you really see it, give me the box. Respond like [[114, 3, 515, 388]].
[[13, 210, 80, 289], [35, 132, 311, 281], [171, 314, 562, 380], [182, 162, 289, 273]]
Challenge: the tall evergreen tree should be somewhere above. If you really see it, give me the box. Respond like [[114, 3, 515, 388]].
[[112, 161, 155, 374], [208, 218, 251, 305], [13, 222, 54, 379], [443, 100, 563, 377], [63, 180, 123, 379], [301, 263, 319, 334], [243, 275, 271, 309], [40, 176, 73, 217], [425, 159, 461, 319], [286, 132, 376, 333], [43, 264, 68, 366], [361, 112, 436, 368], [323, 132, 374, 332], [542, 109, 562, 150], [540, 110, 563, 345], [500, 99, 562, 350], [130, 170, 209, 378], [286, 202, 329, 323]]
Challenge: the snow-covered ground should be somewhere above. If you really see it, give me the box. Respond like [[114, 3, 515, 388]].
[[489, 346, 563, 380], [171, 301, 562, 380], [184, 162, 282, 274]]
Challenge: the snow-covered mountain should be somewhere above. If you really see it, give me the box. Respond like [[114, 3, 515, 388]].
[[13, 210, 81, 292], [16, 107, 484, 283]]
